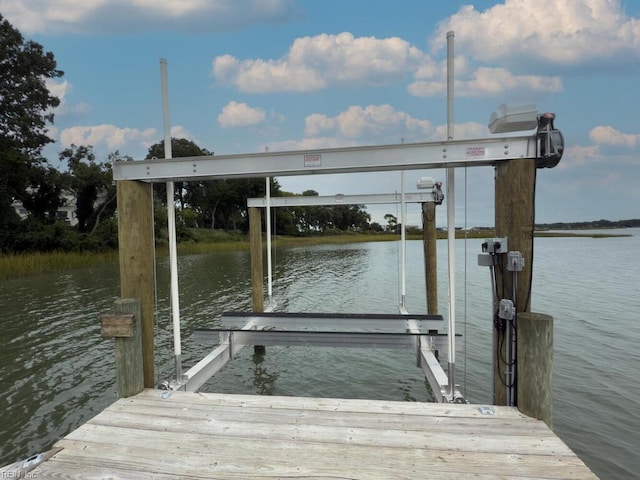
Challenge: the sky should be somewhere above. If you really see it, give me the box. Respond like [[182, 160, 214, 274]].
[[3, 0, 640, 227]]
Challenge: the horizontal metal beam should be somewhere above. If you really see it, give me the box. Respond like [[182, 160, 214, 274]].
[[218, 312, 444, 334], [182, 319, 255, 392], [182, 343, 235, 392], [420, 343, 451, 403], [112, 136, 536, 183], [248, 192, 439, 208], [195, 329, 454, 351]]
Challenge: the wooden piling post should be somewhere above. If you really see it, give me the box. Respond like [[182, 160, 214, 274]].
[[101, 298, 144, 398], [517, 312, 553, 428], [249, 206, 266, 354], [494, 158, 536, 405], [422, 202, 438, 315], [116, 180, 155, 388], [249, 207, 264, 313]]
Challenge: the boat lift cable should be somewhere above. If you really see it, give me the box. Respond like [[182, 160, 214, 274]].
[[394, 195, 401, 311], [400, 171, 407, 314], [445, 30, 457, 400], [463, 165, 468, 399], [150, 190, 161, 387], [272, 206, 277, 307]]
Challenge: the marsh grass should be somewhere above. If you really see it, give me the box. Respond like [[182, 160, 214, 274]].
[[1, 230, 626, 280], [0, 251, 119, 280]]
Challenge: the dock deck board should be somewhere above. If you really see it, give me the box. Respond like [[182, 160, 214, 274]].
[[30, 389, 597, 479]]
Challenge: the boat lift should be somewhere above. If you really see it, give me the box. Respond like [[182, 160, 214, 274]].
[[113, 42, 563, 403], [113, 109, 563, 403]]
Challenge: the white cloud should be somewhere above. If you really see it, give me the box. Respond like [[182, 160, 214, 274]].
[[169, 125, 198, 143], [559, 144, 601, 168], [269, 108, 490, 162], [264, 137, 359, 152], [213, 32, 425, 93], [46, 79, 72, 105], [1, 0, 296, 34], [217, 101, 266, 128], [46, 79, 91, 118], [59, 124, 158, 150], [431, 0, 640, 68], [589, 126, 640, 148], [57, 123, 197, 156], [431, 122, 489, 141], [459, 67, 562, 96], [305, 105, 431, 140], [213, 30, 562, 98], [408, 61, 562, 97]]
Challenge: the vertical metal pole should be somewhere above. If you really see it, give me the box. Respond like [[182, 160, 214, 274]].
[[446, 31, 456, 398], [400, 172, 407, 313], [266, 177, 273, 307], [160, 58, 182, 380]]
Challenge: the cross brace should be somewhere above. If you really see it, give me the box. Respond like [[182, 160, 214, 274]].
[[248, 192, 439, 207], [112, 135, 536, 183]]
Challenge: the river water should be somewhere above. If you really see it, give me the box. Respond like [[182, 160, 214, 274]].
[[1, 230, 638, 478]]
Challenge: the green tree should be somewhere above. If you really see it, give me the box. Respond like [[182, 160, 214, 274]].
[[0, 14, 63, 251], [146, 139, 280, 233], [60, 145, 114, 233], [384, 213, 398, 233], [146, 138, 212, 212], [20, 165, 65, 223], [332, 204, 371, 232]]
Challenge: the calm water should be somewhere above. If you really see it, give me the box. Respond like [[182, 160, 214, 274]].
[[1, 230, 638, 478]]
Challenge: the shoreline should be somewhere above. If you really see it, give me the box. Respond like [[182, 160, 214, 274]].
[[0, 229, 632, 280]]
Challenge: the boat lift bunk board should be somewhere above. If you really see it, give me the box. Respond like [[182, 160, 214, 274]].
[[189, 312, 463, 404]]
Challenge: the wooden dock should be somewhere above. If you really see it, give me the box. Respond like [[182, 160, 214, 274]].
[[26, 388, 596, 479]]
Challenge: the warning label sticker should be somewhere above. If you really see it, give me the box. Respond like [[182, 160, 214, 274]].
[[304, 154, 322, 167], [465, 146, 485, 157]]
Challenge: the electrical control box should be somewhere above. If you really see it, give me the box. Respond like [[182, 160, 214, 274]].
[[482, 237, 508, 254], [507, 251, 524, 271], [477, 253, 494, 267], [498, 299, 515, 320], [488, 104, 538, 134]]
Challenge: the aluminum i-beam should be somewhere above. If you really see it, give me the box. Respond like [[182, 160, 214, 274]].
[[112, 136, 536, 183], [248, 192, 438, 208]]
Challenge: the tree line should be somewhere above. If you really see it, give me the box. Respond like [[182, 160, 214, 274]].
[[0, 14, 392, 254]]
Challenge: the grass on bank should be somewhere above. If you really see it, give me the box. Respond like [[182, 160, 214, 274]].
[[0, 250, 119, 279], [0, 228, 630, 280]]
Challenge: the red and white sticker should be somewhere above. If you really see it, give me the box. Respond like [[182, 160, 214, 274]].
[[304, 154, 322, 167], [465, 146, 485, 157]]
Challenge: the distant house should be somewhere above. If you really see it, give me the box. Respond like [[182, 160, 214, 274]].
[[12, 190, 79, 226]]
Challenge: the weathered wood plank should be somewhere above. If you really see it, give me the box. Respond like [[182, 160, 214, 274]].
[[49, 425, 595, 479], [132, 389, 531, 419], [100, 314, 135, 338], [82, 409, 573, 456], [29, 390, 597, 479], [103, 401, 552, 437]]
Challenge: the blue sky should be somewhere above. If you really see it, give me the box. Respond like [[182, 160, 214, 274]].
[[3, 0, 639, 227]]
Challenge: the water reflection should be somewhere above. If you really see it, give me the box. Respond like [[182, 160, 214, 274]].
[[251, 351, 279, 396], [1, 233, 639, 479]]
